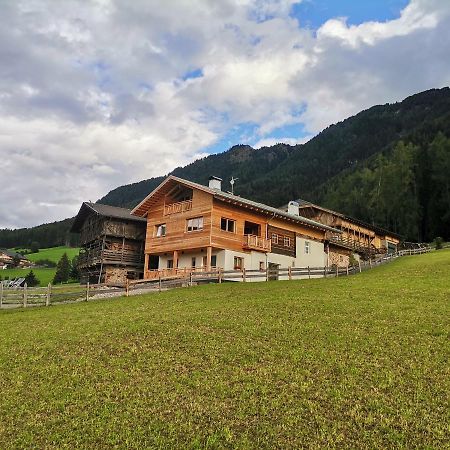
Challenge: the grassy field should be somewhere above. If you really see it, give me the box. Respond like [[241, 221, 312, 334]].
[[14, 245, 80, 263], [2, 246, 80, 286], [0, 250, 448, 448], [0, 267, 57, 286]]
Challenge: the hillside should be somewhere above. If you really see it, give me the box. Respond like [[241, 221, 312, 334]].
[[0, 250, 448, 448], [99, 87, 450, 241], [1, 87, 449, 248]]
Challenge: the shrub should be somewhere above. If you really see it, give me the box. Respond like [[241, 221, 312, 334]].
[[24, 270, 40, 287], [434, 237, 443, 250]]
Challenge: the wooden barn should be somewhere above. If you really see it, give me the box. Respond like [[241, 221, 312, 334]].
[[71, 202, 146, 284], [131, 175, 341, 280]]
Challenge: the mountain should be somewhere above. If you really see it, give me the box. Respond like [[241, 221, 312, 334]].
[[1, 87, 449, 248]]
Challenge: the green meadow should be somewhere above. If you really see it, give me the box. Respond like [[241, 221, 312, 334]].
[[2, 246, 80, 286], [23, 245, 80, 263], [0, 250, 448, 448]]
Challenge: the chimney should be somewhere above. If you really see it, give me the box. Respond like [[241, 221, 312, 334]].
[[287, 200, 299, 216], [208, 176, 222, 190]]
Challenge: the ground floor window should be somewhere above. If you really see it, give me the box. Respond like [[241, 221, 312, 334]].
[[305, 241, 311, 254], [167, 259, 173, 269], [191, 257, 196, 267], [259, 261, 265, 271], [234, 256, 244, 270], [211, 255, 217, 267]]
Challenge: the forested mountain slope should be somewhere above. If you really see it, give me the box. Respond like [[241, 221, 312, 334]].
[[1, 87, 449, 248]]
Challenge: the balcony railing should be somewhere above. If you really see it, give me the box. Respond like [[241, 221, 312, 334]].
[[243, 234, 271, 252], [146, 266, 217, 279], [326, 232, 381, 256], [163, 200, 192, 216]]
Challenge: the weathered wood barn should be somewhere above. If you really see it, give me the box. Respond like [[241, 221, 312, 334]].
[[131, 175, 341, 280], [71, 202, 146, 284], [290, 199, 401, 266]]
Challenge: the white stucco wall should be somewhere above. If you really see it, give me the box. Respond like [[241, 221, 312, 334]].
[[155, 237, 327, 282]]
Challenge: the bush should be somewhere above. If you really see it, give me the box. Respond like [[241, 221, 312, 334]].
[[434, 237, 443, 250], [24, 270, 40, 287], [34, 259, 57, 268]]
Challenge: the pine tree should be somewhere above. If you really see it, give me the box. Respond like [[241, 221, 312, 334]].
[[53, 253, 70, 284], [24, 270, 39, 287], [70, 255, 80, 281]]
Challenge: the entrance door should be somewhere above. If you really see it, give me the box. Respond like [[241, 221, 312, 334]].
[[268, 262, 280, 281]]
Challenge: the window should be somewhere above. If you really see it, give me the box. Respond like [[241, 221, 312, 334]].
[[221, 217, 236, 233], [187, 216, 203, 232], [305, 241, 311, 254], [271, 233, 279, 244], [167, 259, 173, 269], [155, 223, 166, 237], [191, 257, 196, 268], [211, 255, 217, 268], [283, 236, 291, 247], [234, 256, 244, 270], [259, 261, 265, 271]]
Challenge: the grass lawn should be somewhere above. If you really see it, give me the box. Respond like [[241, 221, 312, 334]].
[[0, 250, 449, 448], [0, 267, 57, 286], [16, 245, 80, 263], [2, 246, 80, 286]]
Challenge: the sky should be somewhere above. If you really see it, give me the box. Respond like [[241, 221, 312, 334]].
[[1, 0, 450, 229]]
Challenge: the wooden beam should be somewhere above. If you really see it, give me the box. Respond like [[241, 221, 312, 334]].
[[206, 246, 212, 271], [173, 250, 178, 269]]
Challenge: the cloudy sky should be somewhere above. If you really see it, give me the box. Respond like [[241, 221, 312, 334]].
[[1, 0, 450, 229]]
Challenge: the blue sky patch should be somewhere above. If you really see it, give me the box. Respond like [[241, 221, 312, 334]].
[[291, 0, 409, 29]]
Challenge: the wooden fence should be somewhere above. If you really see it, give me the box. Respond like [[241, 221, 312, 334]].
[[0, 246, 431, 309]]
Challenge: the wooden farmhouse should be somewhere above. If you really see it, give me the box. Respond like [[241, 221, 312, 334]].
[[288, 199, 401, 267], [131, 176, 342, 280], [0, 249, 31, 268], [71, 202, 146, 284]]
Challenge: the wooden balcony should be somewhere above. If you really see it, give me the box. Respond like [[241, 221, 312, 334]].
[[243, 234, 271, 252], [163, 200, 192, 216], [326, 232, 380, 256]]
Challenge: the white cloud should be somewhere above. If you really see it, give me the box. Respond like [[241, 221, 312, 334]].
[[1, 0, 450, 227]]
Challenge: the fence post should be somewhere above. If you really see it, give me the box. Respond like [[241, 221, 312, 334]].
[[218, 268, 222, 284], [23, 283, 27, 308], [125, 279, 130, 297], [0, 282, 3, 308], [85, 282, 90, 302], [336, 265, 339, 277], [46, 283, 51, 306], [346, 265, 349, 276], [242, 268, 246, 282], [158, 275, 162, 292], [308, 266, 311, 279], [358, 260, 362, 273], [288, 266, 292, 281], [266, 268, 269, 282], [369, 259, 372, 269], [189, 272, 193, 287]]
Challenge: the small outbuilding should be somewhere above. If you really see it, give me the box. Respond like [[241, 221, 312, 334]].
[[71, 202, 147, 284]]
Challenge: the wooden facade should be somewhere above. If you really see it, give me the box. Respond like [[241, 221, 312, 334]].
[[131, 176, 337, 279], [293, 201, 401, 260], [71, 203, 146, 284]]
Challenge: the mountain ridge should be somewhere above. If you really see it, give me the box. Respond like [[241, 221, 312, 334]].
[[1, 87, 449, 248]]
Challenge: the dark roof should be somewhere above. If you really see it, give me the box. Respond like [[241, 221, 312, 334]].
[[0, 249, 28, 260], [132, 175, 341, 233], [292, 198, 402, 239], [71, 202, 146, 233]]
